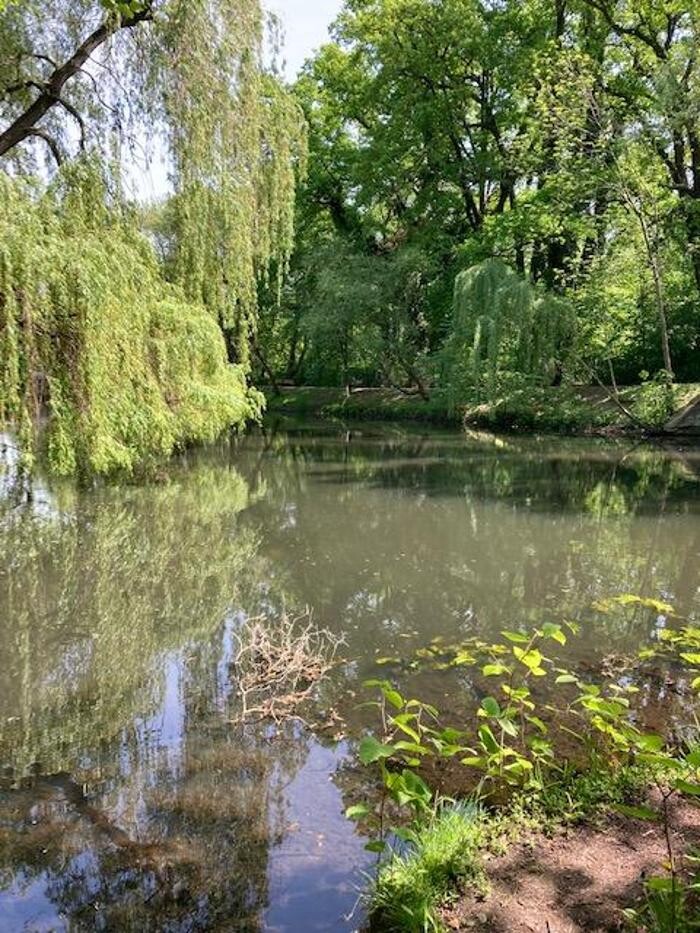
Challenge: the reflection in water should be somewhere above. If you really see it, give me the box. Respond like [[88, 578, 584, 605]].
[[0, 424, 700, 929], [237, 427, 700, 681]]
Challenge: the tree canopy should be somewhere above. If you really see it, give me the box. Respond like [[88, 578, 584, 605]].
[[2, 0, 700, 474], [254, 0, 700, 404], [0, 0, 305, 474]]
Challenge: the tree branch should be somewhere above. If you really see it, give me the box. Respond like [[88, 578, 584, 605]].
[[581, 0, 667, 60], [26, 128, 63, 165], [0, 6, 153, 160]]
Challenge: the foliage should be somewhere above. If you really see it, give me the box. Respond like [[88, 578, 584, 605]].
[[253, 0, 700, 406], [443, 259, 576, 407], [368, 803, 485, 933], [0, 0, 306, 354], [353, 610, 700, 928], [0, 0, 305, 474], [0, 166, 261, 476], [632, 375, 678, 427]]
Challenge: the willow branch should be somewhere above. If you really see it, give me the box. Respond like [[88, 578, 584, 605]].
[[0, 7, 152, 159], [26, 128, 63, 165]]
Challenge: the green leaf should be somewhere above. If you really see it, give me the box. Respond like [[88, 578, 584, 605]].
[[345, 804, 370, 821], [526, 715, 548, 734], [555, 674, 578, 685], [502, 630, 529, 644], [646, 876, 676, 892], [483, 663, 509, 677], [478, 724, 500, 754], [365, 840, 386, 853], [542, 622, 566, 645], [401, 768, 432, 802], [612, 804, 659, 821], [634, 734, 664, 753], [461, 755, 487, 768], [453, 651, 476, 666], [513, 646, 544, 672], [359, 736, 396, 765], [498, 716, 519, 738], [675, 780, 700, 796], [481, 696, 501, 718], [391, 714, 421, 743], [382, 688, 404, 710], [393, 740, 429, 756]]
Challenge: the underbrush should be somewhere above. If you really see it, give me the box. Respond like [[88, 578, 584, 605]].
[[350, 602, 700, 931], [265, 383, 699, 436], [368, 764, 653, 932], [463, 387, 612, 434], [370, 803, 486, 932]]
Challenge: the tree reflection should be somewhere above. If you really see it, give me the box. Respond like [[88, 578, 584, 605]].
[[0, 453, 313, 930], [232, 427, 700, 677], [1, 426, 699, 929]]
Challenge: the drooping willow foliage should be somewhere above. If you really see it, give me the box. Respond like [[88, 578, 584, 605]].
[[159, 3, 306, 363], [444, 259, 576, 407], [0, 166, 262, 476], [0, 0, 306, 474]]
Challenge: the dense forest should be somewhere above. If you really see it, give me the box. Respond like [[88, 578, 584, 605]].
[[264, 0, 700, 397], [1, 0, 699, 475]]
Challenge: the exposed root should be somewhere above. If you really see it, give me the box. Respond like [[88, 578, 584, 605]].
[[230, 613, 341, 724]]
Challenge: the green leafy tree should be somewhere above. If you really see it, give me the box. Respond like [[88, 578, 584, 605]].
[[0, 0, 305, 474]]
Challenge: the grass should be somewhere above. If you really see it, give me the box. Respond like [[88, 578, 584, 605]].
[[370, 802, 486, 932], [367, 763, 656, 932]]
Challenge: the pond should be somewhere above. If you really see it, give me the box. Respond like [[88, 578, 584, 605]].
[[1, 421, 699, 931]]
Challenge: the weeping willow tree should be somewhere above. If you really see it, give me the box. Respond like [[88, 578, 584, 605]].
[[0, 0, 305, 474], [444, 259, 576, 408], [0, 166, 266, 475]]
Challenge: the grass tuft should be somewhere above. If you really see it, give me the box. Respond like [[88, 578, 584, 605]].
[[369, 802, 486, 932]]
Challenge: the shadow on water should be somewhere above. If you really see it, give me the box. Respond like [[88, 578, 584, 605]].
[[0, 422, 699, 929]]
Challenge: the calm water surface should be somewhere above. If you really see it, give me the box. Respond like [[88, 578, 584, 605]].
[[1, 421, 700, 931]]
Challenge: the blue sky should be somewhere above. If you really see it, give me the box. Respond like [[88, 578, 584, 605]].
[[269, 0, 344, 77]]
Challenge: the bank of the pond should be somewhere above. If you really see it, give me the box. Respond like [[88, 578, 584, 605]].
[[367, 779, 700, 931], [440, 794, 700, 932], [264, 384, 700, 436]]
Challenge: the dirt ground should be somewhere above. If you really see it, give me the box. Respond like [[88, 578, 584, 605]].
[[442, 798, 700, 932]]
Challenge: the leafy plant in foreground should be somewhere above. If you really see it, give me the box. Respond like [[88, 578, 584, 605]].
[[352, 611, 700, 929]]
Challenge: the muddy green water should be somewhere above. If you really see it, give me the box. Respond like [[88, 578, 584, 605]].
[[1, 421, 700, 931]]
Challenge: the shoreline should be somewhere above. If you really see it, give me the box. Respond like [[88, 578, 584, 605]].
[[263, 384, 700, 439]]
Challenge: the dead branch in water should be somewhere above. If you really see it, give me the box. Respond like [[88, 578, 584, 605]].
[[230, 613, 341, 724]]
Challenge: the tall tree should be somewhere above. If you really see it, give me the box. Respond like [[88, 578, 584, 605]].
[[0, 0, 305, 475]]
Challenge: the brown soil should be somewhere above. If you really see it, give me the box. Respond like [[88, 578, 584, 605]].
[[442, 797, 700, 932]]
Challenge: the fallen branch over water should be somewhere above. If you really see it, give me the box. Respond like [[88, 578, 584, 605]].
[[230, 613, 341, 724]]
